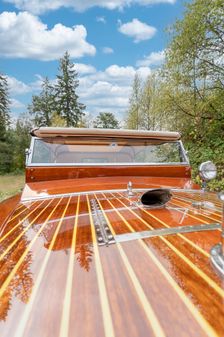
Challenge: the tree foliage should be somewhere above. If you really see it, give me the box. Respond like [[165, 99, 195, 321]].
[[126, 72, 170, 131], [28, 77, 55, 127], [126, 73, 142, 129], [164, 0, 224, 187], [163, 0, 224, 140], [0, 74, 10, 140], [55, 51, 85, 127], [126, 0, 224, 189], [12, 116, 32, 171], [93, 112, 120, 129], [28, 52, 85, 127], [0, 74, 12, 173]]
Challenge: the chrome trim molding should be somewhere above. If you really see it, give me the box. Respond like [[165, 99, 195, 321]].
[[26, 138, 189, 167], [27, 162, 190, 167], [21, 188, 205, 203], [115, 223, 220, 243]]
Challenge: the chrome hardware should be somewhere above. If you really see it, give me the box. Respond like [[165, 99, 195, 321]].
[[115, 223, 220, 243], [210, 191, 224, 276], [25, 148, 31, 166], [195, 161, 217, 209], [90, 199, 115, 246], [199, 161, 217, 182], [127, 181, 134, 197]]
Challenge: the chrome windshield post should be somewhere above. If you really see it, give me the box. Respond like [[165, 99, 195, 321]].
[[210, 192, 224, 276]]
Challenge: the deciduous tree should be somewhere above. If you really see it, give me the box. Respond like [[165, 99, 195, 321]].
[[126, 73, 142, 130]]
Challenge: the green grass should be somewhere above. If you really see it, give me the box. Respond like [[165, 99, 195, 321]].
[[0, 174, 25, 202]]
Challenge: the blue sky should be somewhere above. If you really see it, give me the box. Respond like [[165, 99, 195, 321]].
[[0, 0, 188, 122]]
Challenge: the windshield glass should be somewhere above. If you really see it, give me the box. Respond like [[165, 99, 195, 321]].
[[31, 138, 187, 165]]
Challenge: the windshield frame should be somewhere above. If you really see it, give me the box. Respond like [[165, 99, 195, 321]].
[[26, 137, 190, 167]]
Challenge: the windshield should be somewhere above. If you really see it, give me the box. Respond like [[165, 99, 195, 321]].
[[30, 138, 187, 165]]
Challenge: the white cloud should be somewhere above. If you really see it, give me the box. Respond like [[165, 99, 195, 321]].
[[7, 76, 31, 95], [9, 64, 152, 119], [118, 18, 156, 43], [4, 0, 176, 14], [77, 64, 152, 116], [137, 67, 152, 78], [0, 11, 96, 60], [102, 47, 114, 54], [75, 63, 96, 74], [96, 16, 106, 24], [105, 65, 136, 80], [10, 98, 25, 109], [137, 50, 165, 66]]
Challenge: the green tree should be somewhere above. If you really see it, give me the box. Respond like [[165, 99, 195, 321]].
[[140, 73, 168, 130], [12, 115, 32, 171], [164, 0, 224, 140], [0, 74, 10, 140], [93, 112, 120, 129], [55, 51, 85, 127], [0, 138, 13, 173], [28, 77, 55, 126], [162, 0, 224, 188], [51, 112, 67, 127], [126, 73, 142, 130], [0, 74, 12, 173]]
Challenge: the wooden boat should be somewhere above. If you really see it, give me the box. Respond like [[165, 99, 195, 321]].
[[0, 127, 223, 337]]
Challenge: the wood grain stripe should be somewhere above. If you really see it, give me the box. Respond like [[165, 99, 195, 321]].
[[171, 198, 221, 221], [14, 196, 71, 337], [102, 194, 218, 337], [114, 193, 224, 297], [116, 192, 210, 257], [59, 195, 80, 337], [86, 195, 115, 337], [174, 193, 222, 209], [96, 194, 166, 337], [0, 200, 45, 243], [7, 203, 36, 223], [13, 203, 24, 212], [0, 199, 54, 261], [0, 197, 63, 300], [138, 241, 219, 337]]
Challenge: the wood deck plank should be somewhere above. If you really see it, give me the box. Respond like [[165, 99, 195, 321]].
[[0, 191, 223, 337]]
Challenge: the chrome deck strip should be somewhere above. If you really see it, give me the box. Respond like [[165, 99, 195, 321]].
[[90, 198, 115, 246], [115, 223, 220, 243]]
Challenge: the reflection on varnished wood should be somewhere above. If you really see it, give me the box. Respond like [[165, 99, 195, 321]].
[[76, 244, 93, 272], [0, 220, 33, 321], [43, 216, 94, 272]]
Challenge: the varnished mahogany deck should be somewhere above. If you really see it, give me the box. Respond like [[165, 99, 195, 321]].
[[0, 190, 223, 337]]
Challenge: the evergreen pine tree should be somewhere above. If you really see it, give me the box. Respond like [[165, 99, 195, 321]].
[[93, 112, 120, 129], [12, 115, 32, 171], [0, 74, 10, 140], [55, 51, 85, 127], [0, 74, 12, 173], [28, 77, 55, 126]]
